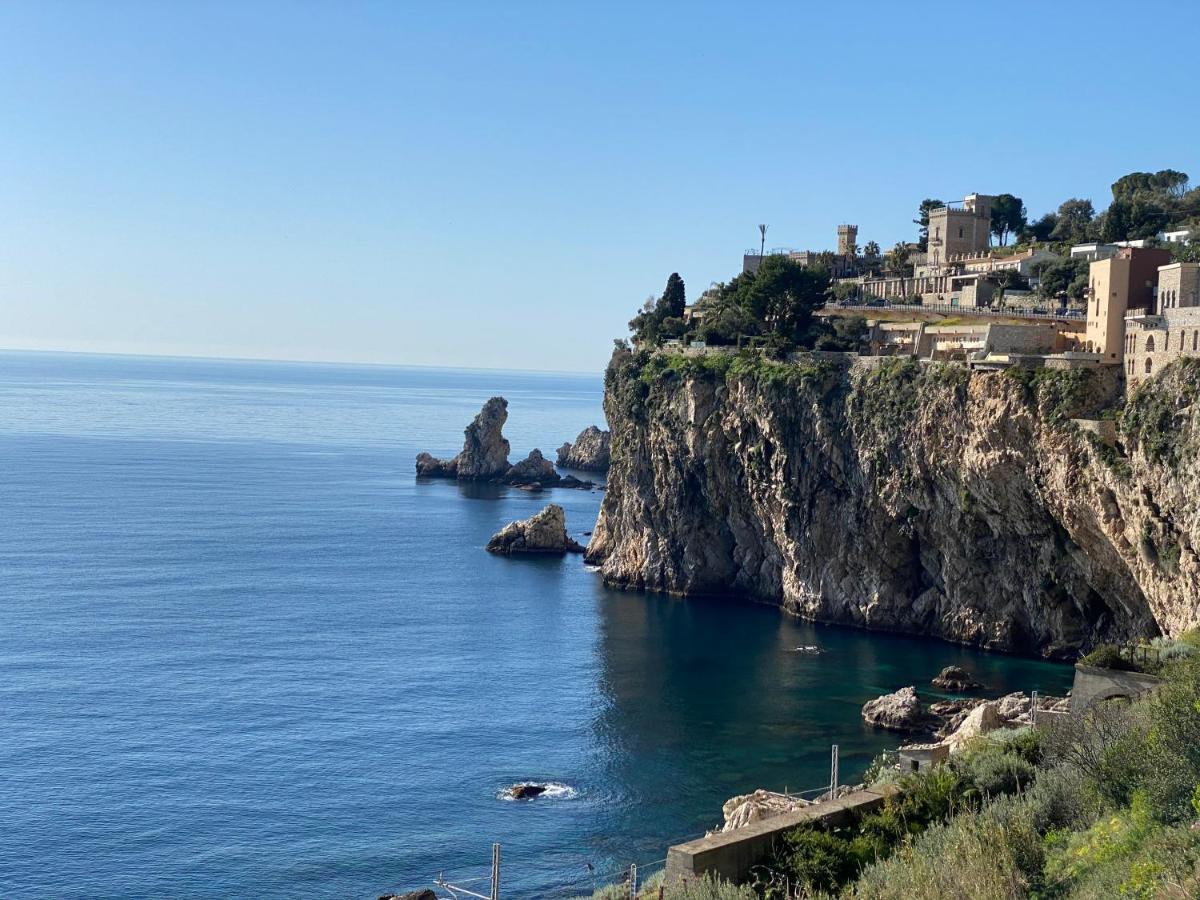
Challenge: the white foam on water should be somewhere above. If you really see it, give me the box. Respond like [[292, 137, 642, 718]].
[[497, 781, 578, 801]]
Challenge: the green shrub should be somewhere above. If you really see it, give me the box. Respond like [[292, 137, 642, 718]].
[[846, 813, 1027, 899], [1041, 795, 1200, 900], [754, 826, 878, 896], [1078, 643, 1137, 671], [959, 747, 1037, 799], [593, 871, 754, 900]]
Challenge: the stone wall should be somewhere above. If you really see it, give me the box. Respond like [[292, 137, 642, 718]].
[[1126, 307, 1200, 389]]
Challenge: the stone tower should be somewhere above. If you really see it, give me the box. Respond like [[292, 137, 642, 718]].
[[837, 224, 859, 256]]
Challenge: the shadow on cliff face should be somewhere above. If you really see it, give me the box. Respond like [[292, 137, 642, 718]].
[[590, 351, 1168, 658]]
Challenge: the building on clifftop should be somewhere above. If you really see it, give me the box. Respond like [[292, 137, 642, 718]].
[[1124, 261, 1200, 388], [927, 194, 995, 269], [1083, 246, 1171, 362]]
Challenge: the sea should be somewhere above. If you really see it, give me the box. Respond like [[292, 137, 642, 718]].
[[0, 351, 1075, 898]]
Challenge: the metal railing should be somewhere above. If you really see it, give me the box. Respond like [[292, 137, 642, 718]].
[[828, 300, 1085, 322]]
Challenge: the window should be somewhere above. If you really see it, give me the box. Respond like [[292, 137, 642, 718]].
[[958, 227, 963, 239], [1145, 358, 1153, 374], [1146, 335, 1155, 352], [1193, 330, 1198, 352]]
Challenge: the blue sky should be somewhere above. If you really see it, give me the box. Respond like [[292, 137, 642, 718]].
[[2, 1, 1197, 372]]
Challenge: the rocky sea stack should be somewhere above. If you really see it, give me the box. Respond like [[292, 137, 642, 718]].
[[586, 349, 1200, 657], [557, 425, 611, 472], [487, 504, 585, 555], [416, 399, 594, 489], [416, 396, 511, 479]]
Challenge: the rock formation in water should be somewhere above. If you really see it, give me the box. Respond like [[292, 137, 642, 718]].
[[504, 449, 561, 487], [931, 665, 983, 692], [587, 348, 1200, 656], [557, 425, 612, 472], [861, 686, 930, 732], [507, 784, 548, 800], [416, 397, 511, 479], [487, 504, 585, 555], [415, 400, 596, 489]]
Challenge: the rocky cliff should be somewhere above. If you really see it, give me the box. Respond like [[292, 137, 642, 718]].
[[586, 350, 1200, 657]]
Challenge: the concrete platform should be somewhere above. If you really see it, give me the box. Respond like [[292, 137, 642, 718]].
[[664, 785, 899, 885]]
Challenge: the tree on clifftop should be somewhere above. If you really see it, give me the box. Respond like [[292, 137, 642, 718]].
[[914, 198, 943, 251], [990, 194, 1027, 246], [1050, 198, 1096, 244], [741, 254, 827, 348], [658, 272, 686, 319], [627, 273, 687, 344], [693, 256, 827, 351]]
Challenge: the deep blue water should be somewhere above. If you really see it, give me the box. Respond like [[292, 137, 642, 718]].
[[0, 351, 1074, 899]]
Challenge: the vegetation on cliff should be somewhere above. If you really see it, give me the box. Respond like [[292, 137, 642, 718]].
[[595, 346, 1200, 654]]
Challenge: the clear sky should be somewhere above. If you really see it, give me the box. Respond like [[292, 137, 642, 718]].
[[2, 1, 1197, 372]]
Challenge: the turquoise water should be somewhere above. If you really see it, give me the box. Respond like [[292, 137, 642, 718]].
[[0, 352, 1074, 898]]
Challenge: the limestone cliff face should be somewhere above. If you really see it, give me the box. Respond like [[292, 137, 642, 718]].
[[586, 351, 1200, 657]]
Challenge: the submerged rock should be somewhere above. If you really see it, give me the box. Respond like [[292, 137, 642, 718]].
[[415, 397, 511, 480], [557, 474, 596, 490], [861, 686, 930, 732], [379, 891, 437, 900], [487, 504, 584, 555], [557, 425, 612, 472], [508, 784, 548, 800], [931, 665, 983, 692]]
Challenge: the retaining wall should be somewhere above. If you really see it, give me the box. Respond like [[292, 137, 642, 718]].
[[664, 785, 898, 885]]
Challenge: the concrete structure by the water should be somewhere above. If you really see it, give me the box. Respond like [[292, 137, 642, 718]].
[[1070, 663, 1162, 712], [664, 785, 898, 885]]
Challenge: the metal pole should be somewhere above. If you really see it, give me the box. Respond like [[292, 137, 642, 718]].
[[830, 744, 839, 799], [1030, 691, 1038, 727], [491, 843, 500, 900], [629, 863, 637, 898]]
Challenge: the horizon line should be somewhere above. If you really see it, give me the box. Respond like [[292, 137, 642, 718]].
[[0, 344, 606, 378]]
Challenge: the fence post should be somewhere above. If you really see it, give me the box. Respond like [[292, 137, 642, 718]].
[[1031, 690, 1038, 727], [830, 744, 840, 799], [629, 863, 637, 898], [490, 842, 500, 900]]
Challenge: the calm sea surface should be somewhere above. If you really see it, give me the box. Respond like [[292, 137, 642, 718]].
[[0, 351, 1074, 898]]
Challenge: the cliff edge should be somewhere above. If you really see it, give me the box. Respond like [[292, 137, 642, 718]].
[[586, 350, 1200, 657]]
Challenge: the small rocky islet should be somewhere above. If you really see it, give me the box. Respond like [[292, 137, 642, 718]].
[[486, 504, 584, 555], [415, 396, 599, 490]]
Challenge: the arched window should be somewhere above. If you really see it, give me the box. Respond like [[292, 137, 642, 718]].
[[1193, 330, 1198, 351], [1146, 357, 1154, 374], [1128, 359, 1134, 374], [1146, 335, 1155, 352]]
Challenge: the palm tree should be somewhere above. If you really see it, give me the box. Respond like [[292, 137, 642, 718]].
[[885, 242, 910, 275], [758, 224, 768, 258]]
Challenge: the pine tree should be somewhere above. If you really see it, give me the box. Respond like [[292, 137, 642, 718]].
[[657, 273, 686, 318]]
